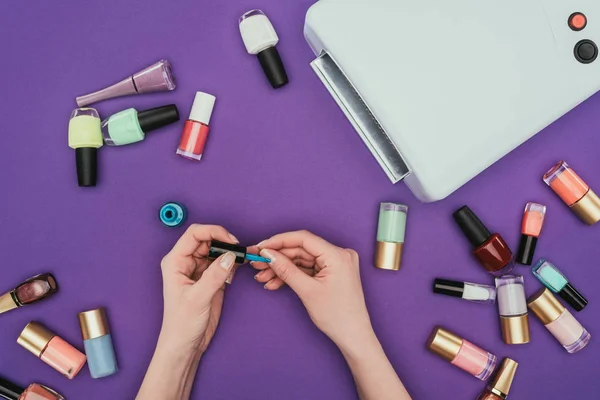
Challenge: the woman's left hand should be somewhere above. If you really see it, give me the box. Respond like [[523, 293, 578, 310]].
[[158, 224, 239, 355]]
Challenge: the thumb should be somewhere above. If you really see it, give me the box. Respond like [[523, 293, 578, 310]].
[[191, 251, 236, 303], [260, 249, 314, 296]]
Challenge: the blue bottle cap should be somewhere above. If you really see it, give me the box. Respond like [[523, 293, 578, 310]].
[[159, 202, 187, 228]]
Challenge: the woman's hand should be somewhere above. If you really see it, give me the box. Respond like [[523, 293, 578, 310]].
[[250, 230, 372, 353], [159, 224, 238, 354], [137, 224, 238, 400], [250, 230, 411, 400]]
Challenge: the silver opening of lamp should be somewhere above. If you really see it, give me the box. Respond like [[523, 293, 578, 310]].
[[310, 51, 410, 183]]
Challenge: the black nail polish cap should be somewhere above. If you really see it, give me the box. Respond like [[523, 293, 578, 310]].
[[257, 47, 288, 89], [0, 377, 24, 400], [559, 283, 588, 311], [138, 105, 180, 133], [453, 206, 492, 247], [76, 147, 98, 187], [209, 240, 246, 264], [433, 279, 464, 298], [516, 235, 537, 265]]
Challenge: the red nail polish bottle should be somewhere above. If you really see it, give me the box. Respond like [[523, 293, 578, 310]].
[[453, 206, 514, 276], [176, 92, 216, 161]]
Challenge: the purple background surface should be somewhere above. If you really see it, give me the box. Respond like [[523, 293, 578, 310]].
[[0, 1, 599, 399]]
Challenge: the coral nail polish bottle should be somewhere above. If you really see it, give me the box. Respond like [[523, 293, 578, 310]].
[[516, 202, 546, 265], [453, 206, 514, 276], [17, 322, 86, 379], [176, 92, 216, 161], [543, 160, 600, 225], [0, 376, 64, 400]]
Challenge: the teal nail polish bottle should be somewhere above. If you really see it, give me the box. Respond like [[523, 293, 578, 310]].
[[101, 104, 179, 146]]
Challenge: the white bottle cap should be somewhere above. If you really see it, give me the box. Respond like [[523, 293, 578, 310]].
[[188, 92, 216, 125], [239, 10, 279, 54]]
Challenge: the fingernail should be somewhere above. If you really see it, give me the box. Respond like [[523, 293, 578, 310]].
[[254, 273, 259, 280], [257, 240, 267, 248], [263, 283, 269, 290], [220, 252, 236, 271], [226, 271, 235, 284], [229, 234, 240, 244], [260, 250, 275, 264]]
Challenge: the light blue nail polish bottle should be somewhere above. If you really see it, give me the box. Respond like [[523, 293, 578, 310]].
[[78, 307, 118, 378]]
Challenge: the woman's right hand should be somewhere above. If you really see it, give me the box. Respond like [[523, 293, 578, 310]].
[[250, 230, 375, 353]]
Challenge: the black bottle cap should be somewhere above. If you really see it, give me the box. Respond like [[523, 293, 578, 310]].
[[257, 47, 288, 89], [0, 377, 24, 400], [559, 283, 588, 311], [516, 235, 537, 265], [433, 279, 464, 298], [453, 206, 492, 247], [138, 105, 180, 133], [75, 147, 98, 187], [209, 240, 246, 264]]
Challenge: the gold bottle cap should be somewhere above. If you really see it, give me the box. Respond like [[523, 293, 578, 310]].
[[571, 189, 600, 225], [374, 242, 403, 271], [78, 307, 110, 340], [0, 291, 18, 314], [17, 322, 55, 357], [488, 358, 518, 398], [527, 288, 565, 325], [426, 327, 462, 361], [500, 315, 530, 344]]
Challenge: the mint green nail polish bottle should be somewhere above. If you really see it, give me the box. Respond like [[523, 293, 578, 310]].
[[101, 104, 179, 146], [375, 202, 408, 271]]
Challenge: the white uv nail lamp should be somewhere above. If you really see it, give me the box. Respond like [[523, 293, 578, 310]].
[[304, 0, 600, 202]]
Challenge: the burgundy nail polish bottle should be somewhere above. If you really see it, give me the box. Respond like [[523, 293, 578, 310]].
[[453, 206, 514, 276]]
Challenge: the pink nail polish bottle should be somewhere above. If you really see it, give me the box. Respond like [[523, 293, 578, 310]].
[[18, 322, 86, 379], [427, 327, 497, 380]]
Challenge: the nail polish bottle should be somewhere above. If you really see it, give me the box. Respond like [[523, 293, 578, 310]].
[[102, 105, 180, 146], [476, 358, 518, 400], [528, 288, 591, 353], [68, 108, 103, 187], [159, 202, 187, 227], [17, 322, 86, 379], [0, 273, 58, 315], [209, 240, 270, 264], [0, 377, 64, 400], [433, 278, 496, 304], [239, 10, 289, 88], [176, 92, 216, 161], [453, 206, 514, 276], [78, 308, 118, 378], [427, 327, 497, 380], [374, 202, 407, 271], [543, 160, 600, 225], [76, 60, 176, 107], [532, 259, 588, 311], [516, 202, 546, 265], [495, 275, 530, 344]]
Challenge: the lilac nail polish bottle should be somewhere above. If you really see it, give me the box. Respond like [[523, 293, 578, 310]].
[[76, 60, 176, 107]]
